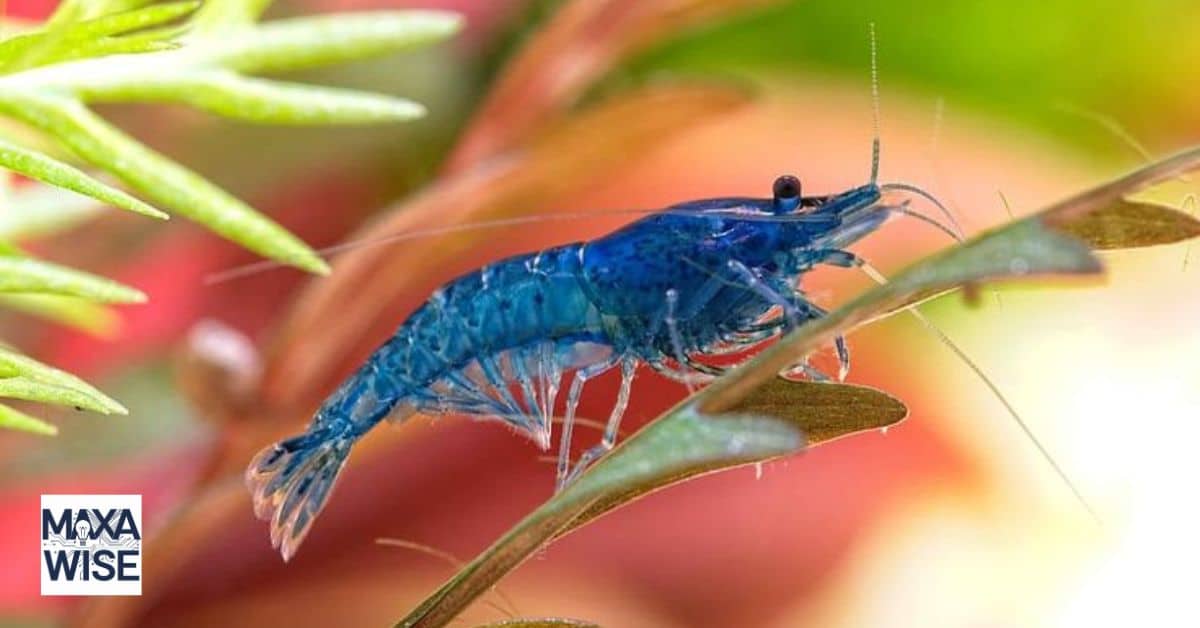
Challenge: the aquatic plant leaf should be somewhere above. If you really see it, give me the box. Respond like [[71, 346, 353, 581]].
[[0, 139, 164, 219], [563, 379, 908, 535], [446, 0, 784, 171], [397, 187, 1108, 627], [1055, 198, 1200, 250], [0, 1, 196, 73], [0, 93, 329, 274], [0, 347, 126, 415], [0, 376, 119, 414], [0, 254, 146, 303], [198, 11, 463, 74], [0, 8, 461, 274], [1039, 145, 1200, 226], [110, 73, 428, 125], [0, 403, 57, 435]]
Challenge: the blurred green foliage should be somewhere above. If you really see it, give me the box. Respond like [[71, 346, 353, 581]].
[[630, 0, 1199, 161]]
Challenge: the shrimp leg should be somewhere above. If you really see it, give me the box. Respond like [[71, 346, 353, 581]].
[[727, 260, 815, 336], [664, 288, 701, 393], [563, 357, 637, 486], [728, 259, 852, 380], [556, 356, 620, 490]]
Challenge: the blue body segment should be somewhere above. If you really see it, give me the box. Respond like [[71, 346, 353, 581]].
[[247, 178, 893, 560]]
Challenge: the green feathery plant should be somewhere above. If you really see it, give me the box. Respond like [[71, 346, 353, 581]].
[[0, 0, 461, 435]]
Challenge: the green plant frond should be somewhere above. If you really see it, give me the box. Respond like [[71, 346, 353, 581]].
[[0, 254, 147, 304], [0, 347, 126, 415], [45, 34, 181, 67], [61, 1, 198, 39], [0, 1, 198, 74], [0, 376, 121, 414], [0, 93, 331, 274], [0, 138, 165, 219], [86, 71, 429, 125], [0, 403, 58, 435], [198, 11, 464, 74], [0, 7, 460, 275]]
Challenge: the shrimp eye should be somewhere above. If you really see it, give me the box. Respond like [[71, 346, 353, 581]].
[[773, 175, 801, 200]]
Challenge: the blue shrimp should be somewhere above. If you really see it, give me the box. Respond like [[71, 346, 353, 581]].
[[244, 153, 965, 560]]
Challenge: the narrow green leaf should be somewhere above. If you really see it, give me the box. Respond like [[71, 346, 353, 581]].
[[0, 94, 329, 274], [67, 1, 198, 39], [96, 72, 427, 125], [51, 36, 180, 65], [203, 11, 463, 74], [0, 2, 195, 73], [0, 376, 116, 414], [0, 403, 57, 435], [0, 255, 146, 303], [1054, 198, 1200, 250], [0, 139, 166, 219], [0, 293, 120, 336], [0, 347, 126, 414]]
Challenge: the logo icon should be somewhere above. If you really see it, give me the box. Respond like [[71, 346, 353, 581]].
[[40, 494, 142, 596]]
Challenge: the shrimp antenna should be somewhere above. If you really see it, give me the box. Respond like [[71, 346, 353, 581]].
[[869, 22, 881, 185], [856, 260, 1102, 526], [892, 204, 962, 243], [881, 182, 966, 240]]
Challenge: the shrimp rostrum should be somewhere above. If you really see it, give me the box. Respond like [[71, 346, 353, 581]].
[[246, 167, 957, 560]]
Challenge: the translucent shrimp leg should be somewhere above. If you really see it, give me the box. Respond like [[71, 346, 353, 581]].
[[556, 356, 619, 490], [727, 259, 851, 381], [562, 357, 637, 486], [664, 288, 697, 393]]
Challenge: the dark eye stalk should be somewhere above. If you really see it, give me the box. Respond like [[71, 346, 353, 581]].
[[772, 175, 801, 200]]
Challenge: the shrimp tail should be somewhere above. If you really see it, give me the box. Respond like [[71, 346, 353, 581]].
[[245, 427, 355, 561]]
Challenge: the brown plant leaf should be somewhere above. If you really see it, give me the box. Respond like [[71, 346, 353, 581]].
[[1053, 197, 1200, 250], [443, 0, 783, 172], [562, 379, 907, 536]]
